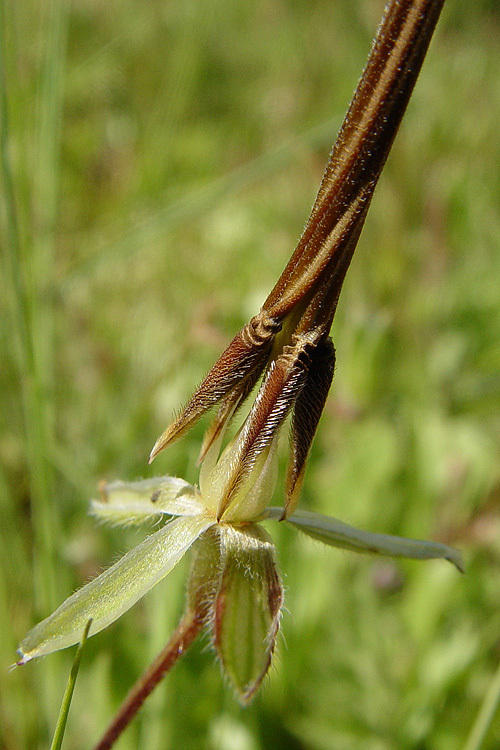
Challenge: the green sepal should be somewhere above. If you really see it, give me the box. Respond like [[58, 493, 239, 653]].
[[18, 515, 213, 664], [263, 507, 464, 572], [212, 524, 283, 704], [187, 527, 222, 618]]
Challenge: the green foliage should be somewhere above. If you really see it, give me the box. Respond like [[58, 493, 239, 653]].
[[1, 0, 500, 748], [50, 619, 91, 750]]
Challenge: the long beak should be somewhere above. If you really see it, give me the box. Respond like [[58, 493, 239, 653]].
[[263, 0, 445, 327], [150, 0, 446, 468]]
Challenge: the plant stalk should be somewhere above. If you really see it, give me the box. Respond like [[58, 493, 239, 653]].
[[93, 610, 204, 750]]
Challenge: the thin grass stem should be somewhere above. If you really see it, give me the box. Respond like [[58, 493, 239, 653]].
[[50, 619, 92, 750], [463, 657, 500, 750]]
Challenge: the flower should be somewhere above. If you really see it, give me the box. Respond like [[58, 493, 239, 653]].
[[17, 403, 463, 701], [18, 0, 460, 710]]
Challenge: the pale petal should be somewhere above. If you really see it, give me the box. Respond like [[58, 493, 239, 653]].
[[263, 507, 464, 572], [91, 477, 201, 525], [18, 515, 213, 664], [222, 437, 279, 523]]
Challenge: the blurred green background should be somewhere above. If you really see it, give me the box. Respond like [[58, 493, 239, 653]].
[[2, 0, 500, 748]]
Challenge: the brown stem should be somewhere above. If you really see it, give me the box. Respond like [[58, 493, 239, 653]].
[[93, 609, 204, 750], [264, 0, 446, 320], [148, 0, 447, 461]]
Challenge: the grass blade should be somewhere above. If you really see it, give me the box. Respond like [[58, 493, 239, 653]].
[[50, 619, 92, 750], [463, 657, 500, 750]]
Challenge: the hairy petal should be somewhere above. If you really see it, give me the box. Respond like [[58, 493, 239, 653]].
[[18, 515, 214, 664]]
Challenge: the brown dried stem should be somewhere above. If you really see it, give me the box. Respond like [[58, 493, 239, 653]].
[[264, 0, 446, 322], [93, 609, 204, 750], [149, 0, 446, 465]]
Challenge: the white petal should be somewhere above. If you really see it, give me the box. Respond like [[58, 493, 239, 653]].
[[264, 507, 464, 571], [18, 515, 213, 664], [91, 476, 201, 525]]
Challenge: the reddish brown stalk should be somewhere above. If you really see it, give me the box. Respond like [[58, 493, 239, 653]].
[[149, 0, 446, 472], [93, 610, 204, 750], [264, 0, 446, 322]]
